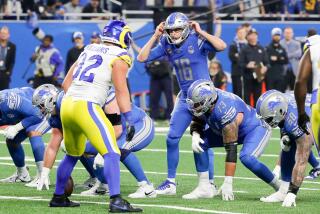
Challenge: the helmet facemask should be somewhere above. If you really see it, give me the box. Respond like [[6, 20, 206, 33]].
[[164, 25, 190, 45]]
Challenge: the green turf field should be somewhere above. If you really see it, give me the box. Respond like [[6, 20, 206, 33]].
[[0, 129, 319, 214]]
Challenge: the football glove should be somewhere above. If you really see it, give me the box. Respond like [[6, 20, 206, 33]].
[[280, 135, 291, 152], [282, 193, 296, 207], [93, 154, 104, 170], [298, 112, 310, 135], [37, 167, 50, 190], [219, 176, 234, 201], [4, 122, 24, 139], [124, 111, 137, 142], [192, 132, 204, 153]]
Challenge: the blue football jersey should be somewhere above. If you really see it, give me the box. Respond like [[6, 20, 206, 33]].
[[0, 87, 43, 128], [281, 93, 309, 140], [48, 91, 64, 129], [146, 31, 217, 98], [203, 89, 263, 142]]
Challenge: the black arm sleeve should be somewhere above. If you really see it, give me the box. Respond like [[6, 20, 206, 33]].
[[190, 116, 206, 136]]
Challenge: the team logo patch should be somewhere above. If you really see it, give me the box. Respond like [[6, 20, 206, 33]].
[[166, 48, 173, 55], [268, 97, 281, 111], [188, 45, 194, 54]]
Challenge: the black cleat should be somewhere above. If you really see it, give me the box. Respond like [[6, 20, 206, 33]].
[[109, 196, 143, 213], [49, 194, 80, 207]]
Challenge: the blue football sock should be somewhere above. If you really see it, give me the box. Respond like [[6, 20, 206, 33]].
[[208, 149, 214, 180], [94, 166, 107, 184], [6, 142, 25, 167], [240, 154, 274, 183], [80, 156, 96, 178], [103, 153, 120, 197], [308, 151, 320, 169], [167, 136, 180, 178], [194, 150, 209, 172], [122, 153, 148, 183], [55, 155, 78, 195], [29, 136, 45, 162], [281, 147, 296, 182]]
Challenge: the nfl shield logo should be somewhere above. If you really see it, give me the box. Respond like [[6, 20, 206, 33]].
[[167, 48, 173, 55], [188, 45, 194, 54]]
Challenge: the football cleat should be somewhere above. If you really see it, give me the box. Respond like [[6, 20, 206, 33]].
[[25, 175, 42, 188], [155, 180, 176, 195], [80, 177, 97, 189], [305, 168, 320, 180], [182, 183, 217, 199], [260, 191, 286, 203], [49, 194, 80, 207], [80, 180, 109, 196], [109, 196, 143, 213], [0, 171, 31, 183], [128, 181, 157, 198]]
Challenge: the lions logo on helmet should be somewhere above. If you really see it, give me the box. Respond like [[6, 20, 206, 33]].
[[33, 84, 59, 115], [100, 20, 132, 49], [256, 90, 288, 128], [186, 79, 217, 117], [164, 12, 190, 45]]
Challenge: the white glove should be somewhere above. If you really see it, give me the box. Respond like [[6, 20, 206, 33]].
[[192, 132, 204, 153], [282, 192, 296, 207], [219, 176, 234, 201], [37, 167, 50, 191], [4, 122, 24, 139], [280, 135, 291, 152], [93, 154, 104, 170]]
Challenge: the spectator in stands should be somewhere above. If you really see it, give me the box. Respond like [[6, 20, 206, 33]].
[[41, 0, 65, 20], [2, 0, 23, 19], [63, 0, 83, 20], [31, 35, 64, 88], [239, 28, 268, 106], [209, 59, 228, 91], [280, 26, 302, 90], [65, 31, 85, 74], [229, 26, 247, 98], [265, 28, 288, 92], [90, 31, 100, 44], [82, 0, 103, 20], [146, 56, 173, 122], [241, 22, 252, 34], [263, 0, 282, 14], [0, 26, 15, 90], [217, 0, 240, 14], [283, 0, 304, 16], [188, 0, 214, 7], [240, 0, 265, 19], [164, 0, 184, 7], [304, 0, 319, 14]]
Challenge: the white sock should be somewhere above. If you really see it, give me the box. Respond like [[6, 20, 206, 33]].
[[209, 179, 214, 185], [279, 181, 290, 194], [138, 180, 148, 186], [198, 171, 210, 187], [17, 166, 28, 176], [36, 161, 43, 175], [269, 176, 280, 191], [167, 178, 175, 183]]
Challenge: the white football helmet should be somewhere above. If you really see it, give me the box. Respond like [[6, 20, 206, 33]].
[[32, 84, 59, 115], [256, 90, 288, 128]]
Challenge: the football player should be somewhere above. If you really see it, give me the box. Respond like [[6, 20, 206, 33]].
[[185, 80, 280, 200], [137, 12, 226, 195], [0, 87, 50, 186], [49, 20, 142, 212], [257, 90, 313, 207]]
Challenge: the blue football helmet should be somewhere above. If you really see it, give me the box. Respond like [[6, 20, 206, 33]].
[[256, 90, 288, 128], [32, 84, 59, 115], [164, 12, 190, 45], [100, 20, 132, 49], [186, 79, 217, 117]]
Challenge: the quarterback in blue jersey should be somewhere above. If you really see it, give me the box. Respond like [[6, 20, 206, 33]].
[[185, 80, 280, 200], [0, 87, 50, 186], [137, 12, 226, 194], [256, 90, 314, 207]]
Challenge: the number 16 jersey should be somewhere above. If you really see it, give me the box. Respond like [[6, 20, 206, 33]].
[[145, 31, 219, 99], [66, 43, 132, 106]]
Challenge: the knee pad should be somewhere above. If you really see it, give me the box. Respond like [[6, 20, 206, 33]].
[[120, 149, 131, 162]]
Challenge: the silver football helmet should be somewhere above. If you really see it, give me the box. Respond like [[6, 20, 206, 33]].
[[164, 12, 190, 45], [186, 79, 217, 117], [32, 84, 59, 115], [256, 90, 288, 128]]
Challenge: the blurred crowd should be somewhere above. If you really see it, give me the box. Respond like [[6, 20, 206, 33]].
[[1, 0, 320, 20]]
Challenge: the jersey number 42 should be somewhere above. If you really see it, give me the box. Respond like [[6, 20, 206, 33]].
[[73, 53, 103, 83]]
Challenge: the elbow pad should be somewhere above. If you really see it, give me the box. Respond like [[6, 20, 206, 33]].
[[224, 142, 238, 163]]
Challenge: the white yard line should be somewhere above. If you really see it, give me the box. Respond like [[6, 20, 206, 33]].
[[0, 161, 320, 185], [0, 195, 246, 214]]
